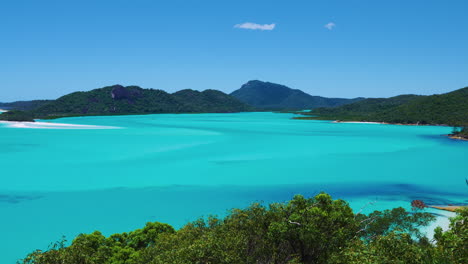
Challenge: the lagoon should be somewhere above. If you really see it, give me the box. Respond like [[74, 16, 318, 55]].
[[0, 112, 467, 263]]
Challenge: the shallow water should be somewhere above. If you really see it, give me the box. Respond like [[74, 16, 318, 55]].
[[0, 112, 466, 262]]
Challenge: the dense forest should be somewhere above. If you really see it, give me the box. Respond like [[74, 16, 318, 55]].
[[0, 100, 52, 111], [230, 80, 364, 110], [296, 87, 468, 126], [0, 85, 252, 121], [0, 110, 35, 122], [21, 193, 467, 264]]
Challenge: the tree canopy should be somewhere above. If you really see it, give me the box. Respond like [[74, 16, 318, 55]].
[[0, 85, 252, 121]]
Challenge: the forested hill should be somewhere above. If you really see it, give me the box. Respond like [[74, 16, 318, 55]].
[[0, 85, 252, 121], [230, 80, 364, 110], [297, 86, 468, 125], [0, 100, 52, 111]]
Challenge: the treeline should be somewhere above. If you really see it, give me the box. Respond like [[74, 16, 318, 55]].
[[0, 110, 35, 122], [22, 193, 467, 264], [296, 87, 468, 126], [0, 85, 252, 122], [0, 100, 52, 111]]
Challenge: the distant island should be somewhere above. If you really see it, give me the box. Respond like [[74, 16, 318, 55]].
[[0, 85, 253, 122], [0, 80, 364, 122], [295, 86, 468, 138], [2, 82, 468, 140], [230, 80, 364, 110]]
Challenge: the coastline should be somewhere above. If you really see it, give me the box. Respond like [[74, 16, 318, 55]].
[[332, 120, 386, 125], [448, 134, 468, 141], [0, 120, 120, 129], [331, 120, 452, 127], [429, 205, 467, 212], [296, 117, 468, 142]]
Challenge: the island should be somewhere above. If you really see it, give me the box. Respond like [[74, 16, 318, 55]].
[[294, 86, 468, 140], [0, 85, 253, 122]]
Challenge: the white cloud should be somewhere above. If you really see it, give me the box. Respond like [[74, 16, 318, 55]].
[[234, 22, 276, 31], [324, 22, 336, 30]]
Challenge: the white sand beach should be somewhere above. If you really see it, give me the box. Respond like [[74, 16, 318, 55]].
[[332, 121, 385, 124], [0, 121, 120, 129], [423, 208, 456, 239]]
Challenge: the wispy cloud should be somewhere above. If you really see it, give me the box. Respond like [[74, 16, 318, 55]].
[[234, 22, 276, 31], [324, 22, 336, 30]]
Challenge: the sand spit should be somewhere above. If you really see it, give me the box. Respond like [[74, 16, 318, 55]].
[[0, 121, 120, 129]]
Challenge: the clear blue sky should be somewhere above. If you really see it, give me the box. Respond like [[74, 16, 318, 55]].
[[1, 0, 467, 101]]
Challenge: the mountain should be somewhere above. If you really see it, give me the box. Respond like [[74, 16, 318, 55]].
[[0, 85, 252, 121], [298, 86, 468, 125], [0, 100, 52, 111], [230, 80, 364, 110]]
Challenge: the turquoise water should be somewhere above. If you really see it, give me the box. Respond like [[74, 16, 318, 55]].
[[0, 112, 467, 263]]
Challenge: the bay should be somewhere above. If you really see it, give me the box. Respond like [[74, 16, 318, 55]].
[[0, 112, 466, 263]]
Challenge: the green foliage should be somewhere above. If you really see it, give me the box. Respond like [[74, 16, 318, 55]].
[[230, 80, 364, 110], [433, 208, 468, 263], [0, 110, 35, 122], [30, 85, 252, 119], [0, 100, 52, 111], [21, 193, 467, 264], [0, 85, 252, 121], [355, 207, 435, 241], [23, 222, 174, 264], [298, 87, 468, 125]]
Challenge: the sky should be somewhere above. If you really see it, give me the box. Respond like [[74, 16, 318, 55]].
[[1, 0, 467, 101]]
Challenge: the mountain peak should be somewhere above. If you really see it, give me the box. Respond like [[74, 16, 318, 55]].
[[231, 81, 363, 110]]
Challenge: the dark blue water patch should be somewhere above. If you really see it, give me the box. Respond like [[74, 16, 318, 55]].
[[14, 181, 466, 209], [0, 193, 43, 204]]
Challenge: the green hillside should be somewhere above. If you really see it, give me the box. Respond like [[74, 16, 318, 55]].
[[0, 100, 52, 111], [297, 87, 468, 125], [230, 80, 363, 110], [0, 110, 35, 122], [0, 85, 252, 121]]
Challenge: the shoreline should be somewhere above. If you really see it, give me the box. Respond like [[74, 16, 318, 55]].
[[331, 120, 452, 127], [306, 119, 468, 142], [332, 120, 386, 125], [0, 120, 120, 129], [448, 134, 468, 141], [428, 205, 467, 212], [294, 116, 451, 127]]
